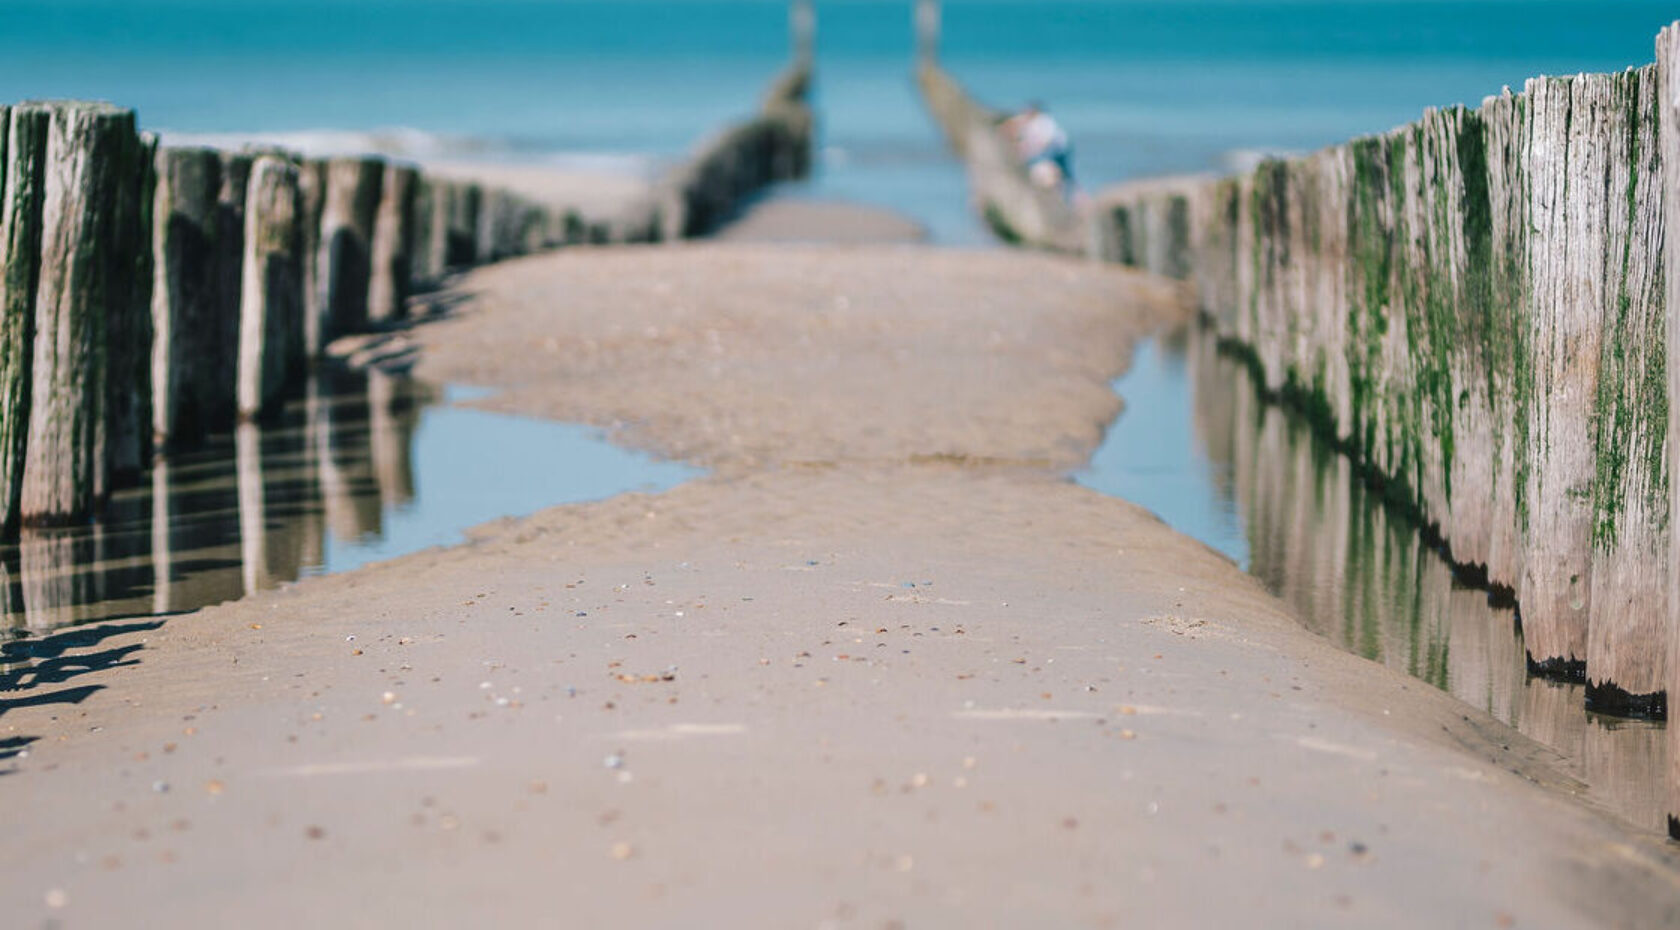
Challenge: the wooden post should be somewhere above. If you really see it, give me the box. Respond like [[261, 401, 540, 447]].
[[0, 105, 48, 538], [451, 182, 482, 267], [150, 146, 222, 451], [790, 0, 815, 63], [105, 130, 155, 491], [1517, 75, 1606, 678], [410, 175, 441, 289], [1583, 66, 1670, 714], [1657, 21, 1680, 838], [317, 156, 383, 343], [204, 151, 252, 434], [297, 159, 328, 356], [915, 0, 941, 63], [368, 163, 417, 324], [21, 102, 145, 526], [237, 155, 304, 420]]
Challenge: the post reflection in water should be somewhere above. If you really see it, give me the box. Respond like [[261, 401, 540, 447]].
[[0, 366, 434, 643], [1088, 325, 1669, 834]]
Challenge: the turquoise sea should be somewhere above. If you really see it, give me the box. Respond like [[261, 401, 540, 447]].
[[1, 0, 1676, 240]]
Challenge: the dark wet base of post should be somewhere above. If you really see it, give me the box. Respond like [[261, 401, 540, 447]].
[[1584, 679, 1667, 720], [1526, 653, 1588, 684]]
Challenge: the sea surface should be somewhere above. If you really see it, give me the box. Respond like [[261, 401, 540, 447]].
[[2, 1, 1675, 241]]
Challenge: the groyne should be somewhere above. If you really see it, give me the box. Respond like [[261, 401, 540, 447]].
[[657, 61, 814, 239], [915, 62, 1085, 252], [1093, 29, 1680, 725], [0, 61, 811, 544]]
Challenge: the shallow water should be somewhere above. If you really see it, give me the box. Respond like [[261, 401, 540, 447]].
[[0, 366, 699, 642], [1081, 326, 1669, 834]]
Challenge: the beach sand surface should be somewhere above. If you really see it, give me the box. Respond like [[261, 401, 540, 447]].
[[2, 244, 1677, 928]]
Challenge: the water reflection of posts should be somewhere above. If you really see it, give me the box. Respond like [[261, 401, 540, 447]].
[[316, 369, 383, 545], [1186, 324, 1669, 830], [151, 458, 176, 615], [0, 548, 23, 634], [20, 529, 92, 632], [236, 423, 269, 595], [367, 370, 418, 511]]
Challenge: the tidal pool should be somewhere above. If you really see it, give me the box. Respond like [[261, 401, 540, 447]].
[[0, 365, 699, 639]]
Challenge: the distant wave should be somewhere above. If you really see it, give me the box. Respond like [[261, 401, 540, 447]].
[[1217, 148, 1301, 174], [155, 127, 660, 178]]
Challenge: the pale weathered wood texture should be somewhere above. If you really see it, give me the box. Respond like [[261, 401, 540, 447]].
[[237, 155, 303, 419], [1096, 47, 1674, 709], [1657, 23, 1680, 835], [0, 105, 47, 536], [20, 102, 146, 524], [150, 146, 223, 450], [317, 157, 382, 343], [368, 163, 417, 323], [297, 158, 329, 357]]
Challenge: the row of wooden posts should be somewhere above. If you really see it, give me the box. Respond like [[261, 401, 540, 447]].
[[920, 16, 1680, 726], [0, 62, 813, 544]]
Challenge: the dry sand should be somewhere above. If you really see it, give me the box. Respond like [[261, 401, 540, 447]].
[[3, 243, 1679, 928], [715, 199, 929, 244]]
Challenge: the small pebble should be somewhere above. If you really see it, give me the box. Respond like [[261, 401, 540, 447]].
[[604, 753, 625, 770], [45, 888, 68, 909], [610, 842, 635, 861], [151, 781, 170, 794]]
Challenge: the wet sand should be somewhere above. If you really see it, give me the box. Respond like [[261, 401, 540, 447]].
[[3, 243, 1679, 927]]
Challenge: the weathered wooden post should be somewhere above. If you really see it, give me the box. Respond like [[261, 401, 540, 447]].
[[1583, 66, 1670, 716], [790, 0, 815, 63], [203, 152, 252, 434], [1657, 21, 1680, 838], [368, 163, 417, 323], [1515, 75, 1603, 678], [450, 182, 482, 267], [21, 102, 146, 525], [317, 156, 382, 343], [0, 104, 48, 538], [237, 154, 304, 419], [410, 175, 441, 289], [106, 131, 155, 492], [150, 146, 222, 450], [915, 0, 941, 63], [297, 159, 328, 356]]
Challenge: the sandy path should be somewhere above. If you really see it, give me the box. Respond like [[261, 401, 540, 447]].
[[2, 244, 1677, 928]]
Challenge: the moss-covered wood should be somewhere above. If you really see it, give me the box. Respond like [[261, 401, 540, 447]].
[[0, 105, 47, 538], [1098, 34, 1677, 713]]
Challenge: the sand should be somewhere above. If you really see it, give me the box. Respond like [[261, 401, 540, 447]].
[[714, 199, 929, 244], [3, 242, 1679, 928]]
